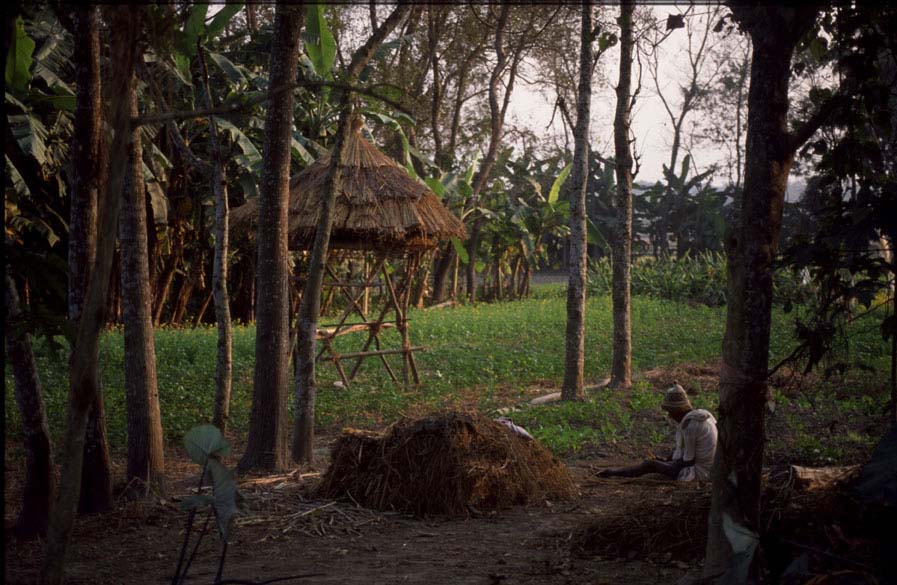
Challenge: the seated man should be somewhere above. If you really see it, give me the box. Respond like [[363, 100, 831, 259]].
[[597, 383, 718, 481]]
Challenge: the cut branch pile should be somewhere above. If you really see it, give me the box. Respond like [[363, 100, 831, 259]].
[[236, 473, 385, 539], [315, 411, 577, 517]]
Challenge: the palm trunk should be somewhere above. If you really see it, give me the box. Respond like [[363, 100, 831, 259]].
[[41, 7, 142, 583], [69, 4, 113, 515], [610, 0, 634, 390], [119, 69, 165, 495], [239, 1, 304, 473], [6, 273, 55, 540], [561, 0, 593, 401]]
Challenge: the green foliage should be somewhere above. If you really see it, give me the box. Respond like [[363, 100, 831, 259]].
[[4, 291, 889, 462], [304, 4, 337, 80], [587, 252, 812, 308], [183, 424, 231, 465], [547, 162, 571, 204], [6, 17, 36, 95], [180, 425, 240, 541]]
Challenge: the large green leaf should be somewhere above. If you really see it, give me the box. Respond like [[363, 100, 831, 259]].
[[304, 4, 336, 79], [451, 237, 469, 265], [361, 110, 419, 179], [184, 424, 230, 466], [586, 218, 608, 250], [548, 163, 572, 205], [6, 156, 30, 197], [6, 17, 35, 95], [208, 458, 238, 540], [205, 3, 243, 40], [9, 113, 48, 166], [182, 4, 209, 56], [206, 50, 247, 86], [36, 86, 76, 112], [291, 134, 314, 165], [425, 177, 444, 197], [173, 52, 193, 87], [214, 117, 261, 164]]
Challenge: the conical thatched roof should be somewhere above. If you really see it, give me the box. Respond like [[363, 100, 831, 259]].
[[231, 117, 466, 252]]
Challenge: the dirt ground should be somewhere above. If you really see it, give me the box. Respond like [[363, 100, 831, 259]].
[[6, 361, 886, 584], [5, 439, 694, 585]]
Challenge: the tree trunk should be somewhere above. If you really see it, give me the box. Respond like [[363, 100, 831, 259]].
[[466, 3, 514, 303], [152, 232, 182, 325], [610, 0, 634, 390], [292, 4, 411, 464], [561, 0, 593, 402], [431, 242, 454, 303], [105, 251, 121, 325], [466, 220, 482, 303], [6, 272, 55, 540], [69, 4, 113, 515], [193, 289, 213, 328], [198, 43, 233, 435], [119, 69, 166, 496], [239, 1, 303, 473], [41, 7, 143, 583], [703, 6, 819, 581]]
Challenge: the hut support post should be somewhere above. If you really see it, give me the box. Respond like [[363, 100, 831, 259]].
[[382, 253, 420, 385]]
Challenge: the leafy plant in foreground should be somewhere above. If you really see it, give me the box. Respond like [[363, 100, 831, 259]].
[[172, 424, 240, 585]]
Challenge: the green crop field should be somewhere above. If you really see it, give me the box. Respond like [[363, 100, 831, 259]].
[[5, 287, 890, 465]]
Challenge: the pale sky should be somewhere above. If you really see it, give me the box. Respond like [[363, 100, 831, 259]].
[[506, 4, 738, 185], [215, 4, 745, 186]]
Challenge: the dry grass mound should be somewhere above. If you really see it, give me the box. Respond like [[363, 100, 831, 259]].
[[315, 411, 577, 517]]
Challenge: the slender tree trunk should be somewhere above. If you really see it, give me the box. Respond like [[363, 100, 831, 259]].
[[293, 108, 355, 464], [152, 234, 182, 325], [105, 251, 121, 325], [6, 273, 54, 540], [466, 2, 514, 303], [703, 7, 819, 581], [610, 0, 634, 390], [292, 4, 411, 463], [70, 4, 113, 515], [41, 7, 142, 583], [119, 69, 165, 496], [561, 0, 594, 401], [239, 1, 304, 473], [198, 43, 233, 434], [193, 289, 213, 328]]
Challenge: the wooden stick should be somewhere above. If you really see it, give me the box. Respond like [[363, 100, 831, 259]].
[[316, 322, 396, 339], [319, 346, 427, 360]]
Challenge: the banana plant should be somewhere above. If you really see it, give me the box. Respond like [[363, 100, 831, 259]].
[[5, 10, 77, 343]]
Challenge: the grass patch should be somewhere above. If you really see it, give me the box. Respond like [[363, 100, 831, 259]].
[[5, 285, 890, 465]]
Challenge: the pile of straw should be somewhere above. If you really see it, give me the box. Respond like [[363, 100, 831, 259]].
[[315, 411, 577, 517]]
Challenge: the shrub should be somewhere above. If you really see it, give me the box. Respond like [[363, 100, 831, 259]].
[[587, 251, 810, 308]]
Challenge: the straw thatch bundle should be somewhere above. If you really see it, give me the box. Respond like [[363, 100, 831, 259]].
[[315, 411, 577, 517], [231, 116, 465, 252]]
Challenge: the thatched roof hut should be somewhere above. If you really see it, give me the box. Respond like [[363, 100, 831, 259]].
[[231, 117, 466, 252]]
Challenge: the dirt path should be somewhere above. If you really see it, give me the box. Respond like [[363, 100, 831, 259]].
[[5, 452, 692, 585]]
